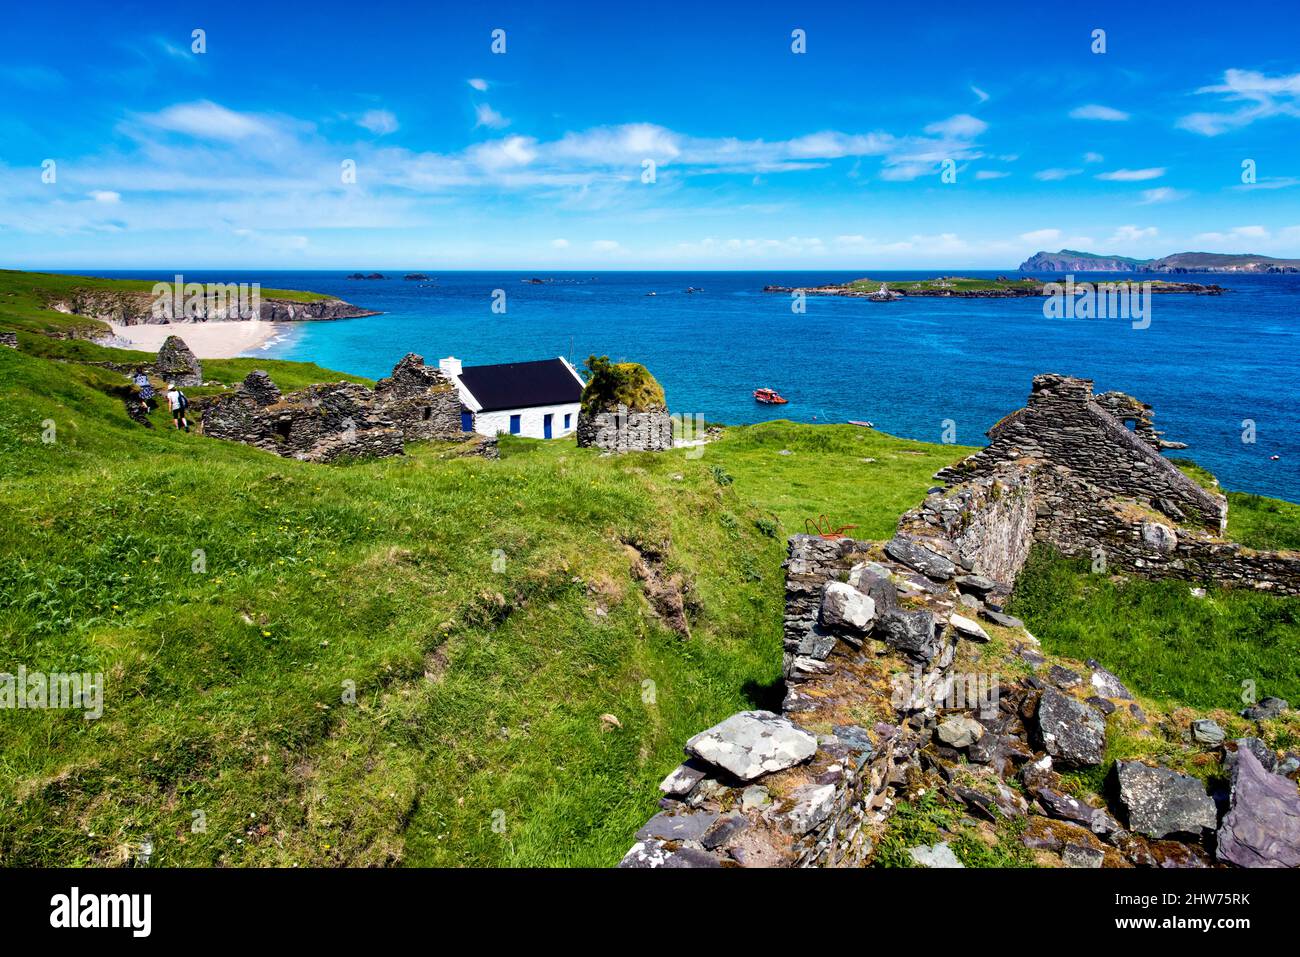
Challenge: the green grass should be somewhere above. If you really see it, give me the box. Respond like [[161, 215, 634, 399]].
[[703, 420, 975, 540], [1225, 492, 1300, 551], [0, 332, 968, 866], [1008, 547, 1300, 710], [845, 276, 1041, 293]]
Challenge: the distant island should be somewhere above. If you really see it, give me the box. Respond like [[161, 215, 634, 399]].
[[764, 275, 1225, 299], [1020, 249, 1300, 273]]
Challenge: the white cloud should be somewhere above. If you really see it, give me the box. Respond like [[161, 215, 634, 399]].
[[1178, 69, 1300, 136], [1034, 168, 1081, 181], [474, 103, 510, 130], [924, 113, 988, 138], [1234, 176, 1300, 191], [591, 239, 622, 252], [1083, 152, 1104, 163], [1109, 225, 1158, 244], [1069, 104, 1130, 121], [1138, 187, 1186, 204], [1097, 167, 1165, 181], [468, 78, 488, 92], [975, 170, 1010, 180], [88, 190, 121, 203], [550, 238, 569, 248], [1020, 228, 1061, 244], [357, 109, 399, 135], [135, 100, 276, 141], [971, 85, 989, 104], [1194, 225, 1270, 245]]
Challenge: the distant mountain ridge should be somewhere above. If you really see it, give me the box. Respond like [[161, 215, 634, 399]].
[[1020, 249, 1300, 273]]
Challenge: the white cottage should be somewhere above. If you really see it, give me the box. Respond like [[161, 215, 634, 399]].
[[440, 356, 586, 440]]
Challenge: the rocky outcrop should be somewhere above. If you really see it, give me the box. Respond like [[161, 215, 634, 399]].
[[199, 354, 467, 462], [48, 287, 379, 326], [1020, 248, 1300, 274], [0, 331, 16, 349], [155, 335, 202, 386]]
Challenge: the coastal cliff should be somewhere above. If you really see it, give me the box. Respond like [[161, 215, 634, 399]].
[[47, 287, 381, 326], [1021, 249, 1300, 273]]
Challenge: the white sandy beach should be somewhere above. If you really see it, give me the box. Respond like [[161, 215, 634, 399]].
[[108, 321, 286, 359]]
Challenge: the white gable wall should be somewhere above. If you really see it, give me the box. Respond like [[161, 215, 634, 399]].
[[473, 402, 582, 440]]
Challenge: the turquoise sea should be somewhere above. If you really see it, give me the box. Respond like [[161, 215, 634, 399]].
[[89, 270, 1300, 502]]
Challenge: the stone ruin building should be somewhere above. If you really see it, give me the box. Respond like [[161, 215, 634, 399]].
[[199, 353, 474, 463], [621, 373, 1298, 871], [155, 335, 203, 387]]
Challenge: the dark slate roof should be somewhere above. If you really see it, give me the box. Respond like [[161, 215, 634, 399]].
[[457, 358, 584, 413]]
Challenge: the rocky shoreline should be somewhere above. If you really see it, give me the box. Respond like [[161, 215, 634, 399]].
[[49, 288, 381, 327]]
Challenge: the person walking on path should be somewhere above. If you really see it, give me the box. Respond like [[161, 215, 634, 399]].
[[165, 382, 190, 432], [133, 368, 155, 414]]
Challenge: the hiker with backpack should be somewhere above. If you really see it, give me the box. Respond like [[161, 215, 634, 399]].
[[165, 382, 190, 432]]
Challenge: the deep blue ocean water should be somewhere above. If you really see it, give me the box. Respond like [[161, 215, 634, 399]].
[[85, 270, 1300, 502]]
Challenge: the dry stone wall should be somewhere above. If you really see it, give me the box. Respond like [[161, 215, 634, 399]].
[[576, 406, 674, 453], [200, 353, 466, 463]]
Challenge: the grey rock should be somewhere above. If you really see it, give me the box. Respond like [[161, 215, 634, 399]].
[[937, 715, 985, 749], [658, 761, 708, 796], [885, 536, 957, 581], [740, 785, 770, 811], [795, 628, 838, 661], [635, 809, 719, 843], [819, 581, 876, 632], [982, 609, 1024, 629], [1241, 696, 1289, 721], [1035, 688, 1106, 767], [949, 613, 990, 642], [955, 574, 997, 596], [908, 842, 964, 868], [685, 710, 817, 781], [701, 812, 749, 850], [1037, 786, 1122, 838], [877, 608, 939, 661], [1048, 665, 1082, 690], [785, 783, 838, 835], [957, 592, 981, 610], [1190, 719, 1225, 746], [1062, 844, 1105, 868], [1140, 520, 1177, 554], [1086, 660, 1134, 700], [1115, 761, 1217, 839], [1217, 748, 1300, 868], [619, 839, 721, 868]]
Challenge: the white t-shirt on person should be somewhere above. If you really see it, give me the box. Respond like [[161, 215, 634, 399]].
[[166, 389, 182, 412]]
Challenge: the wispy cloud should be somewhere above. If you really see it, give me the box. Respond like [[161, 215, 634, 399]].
[[1109, 224, 1158, 243], [1097, 167, 1165, 181], [1020, 228, 1061, 244], [1083, 152, 1104, 163], [1070, 104, 1130, 121], [1138, 187, 1186, 204], [1178, 69, 1300, 136], [971, 85, 989, 104], [132, 100, 278, 141], [474, 103, 510, 130], [468, 78, 488, 92], [1034, 168, 1081, 181], [924, 113, 988, 138], [975, 170, 1010, 180], [357, 109, 399, 135]]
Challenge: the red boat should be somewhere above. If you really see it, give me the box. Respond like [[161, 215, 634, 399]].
[[753, 388, 788, 405]]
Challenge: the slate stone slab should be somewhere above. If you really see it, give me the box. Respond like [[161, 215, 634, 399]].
[[635, 810, 719, 843], [1190, 719, 1225, 746], [1086, 659, 1134, 700], [685, 710, 818, 781], [1217, 748, 1300, 868], [908, 842, 964, 868], [885, 536, 957, 581], [1116, 761, 1217, 839], [877, 608, 939, 661]]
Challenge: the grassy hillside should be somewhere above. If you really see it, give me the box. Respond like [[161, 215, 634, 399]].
[[0, 311, 965, 866], [2, 269, 1296, 869]]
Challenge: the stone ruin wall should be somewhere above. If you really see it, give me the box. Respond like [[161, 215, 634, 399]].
[[621, 374, 1299, 867], [946, 374, 1226, 534], [576, 407, 674, 453], [199, 353, 466, 463]]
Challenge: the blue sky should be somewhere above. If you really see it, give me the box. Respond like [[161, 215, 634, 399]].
[[2, 0, 1298, 269]]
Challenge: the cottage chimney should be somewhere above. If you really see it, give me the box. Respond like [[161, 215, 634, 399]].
[[439, 356, 462, 377]]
